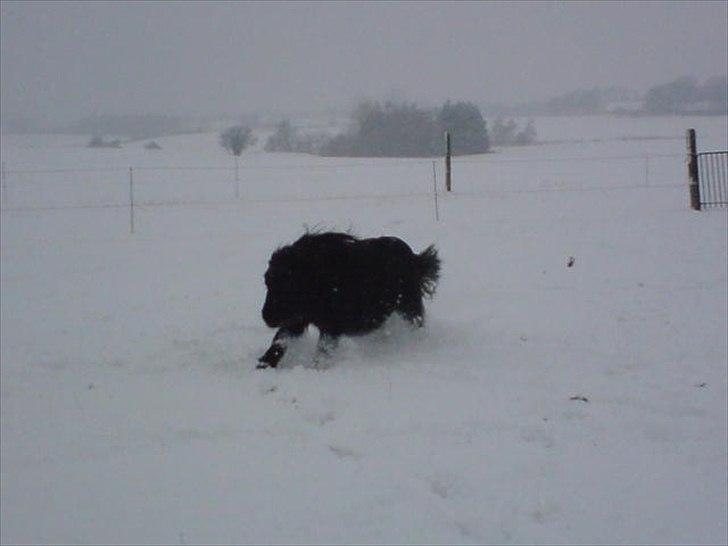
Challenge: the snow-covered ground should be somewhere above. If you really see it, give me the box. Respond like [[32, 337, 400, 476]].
[[1, 116, 726, 544]]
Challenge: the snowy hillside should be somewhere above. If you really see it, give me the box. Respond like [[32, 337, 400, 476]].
[[1, 115, 726, 544]]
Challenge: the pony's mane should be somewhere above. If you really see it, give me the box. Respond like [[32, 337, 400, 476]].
[[271, 231, 358, 265], [293, 231, 358, 247]]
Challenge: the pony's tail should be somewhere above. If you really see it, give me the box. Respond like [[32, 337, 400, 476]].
[[415, 245, 440, 299]]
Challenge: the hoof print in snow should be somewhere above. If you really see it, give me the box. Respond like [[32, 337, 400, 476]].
[[328, 445, 358, 460], [317, 411, 336, 426], [430, 479, 451, 499], [570, 395, 589, 403]]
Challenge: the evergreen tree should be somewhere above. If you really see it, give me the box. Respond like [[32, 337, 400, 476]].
[[437, 101, 490, 155]]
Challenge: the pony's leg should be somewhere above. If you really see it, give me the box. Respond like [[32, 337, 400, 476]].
[[257, 319, 307, 369], [397, 290, 425, 327], [314, 332, 340, 368]]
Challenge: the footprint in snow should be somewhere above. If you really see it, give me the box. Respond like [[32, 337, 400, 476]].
[[429, 472, 463, 500], [315, 410, 336, 426], [328, 444, 359, 460]]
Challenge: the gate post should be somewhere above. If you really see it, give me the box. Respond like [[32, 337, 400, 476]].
[[687, 129, 701, 211], [445, 131, 452, 192]]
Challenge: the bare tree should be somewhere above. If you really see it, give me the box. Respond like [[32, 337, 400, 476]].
[[219, 125, 255, 199], [220, 125, 254, 156]]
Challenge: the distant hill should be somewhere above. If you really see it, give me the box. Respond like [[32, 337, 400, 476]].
[[642, 76, 727, 116], [483, 76, 727, 117]]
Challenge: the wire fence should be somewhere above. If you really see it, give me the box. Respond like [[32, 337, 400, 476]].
[[0, 151, 688, 215]]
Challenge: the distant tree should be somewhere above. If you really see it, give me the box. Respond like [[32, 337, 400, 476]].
[[318, 99, 493, 157], [319, 100, 439, 157], [643, 76, 698, 114], [322, 132, 361, 157], [514, 120, 537, 145], [490, 117, 518, 146], [642, 75, 728, 115], [545, 89, 603, 115], [697, 75, 728, 114], [264, 120, 330, 154], [87, 135, 122, 148], [220, 125, 254, 156], [265, 120, 296, 152], [292, 132, 330, 154], [220, 125, 256, 199], [437, 101, 490, 155], [88, 135, 105, 148], [355, 100, 438, 157], [490, 117, 537, 146]]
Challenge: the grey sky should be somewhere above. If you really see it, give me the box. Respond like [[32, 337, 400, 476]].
[[1, 0, 726, 124]]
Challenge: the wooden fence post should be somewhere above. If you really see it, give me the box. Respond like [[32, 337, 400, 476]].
[[234, 156, 240, 200], [1, 162, 7, 207], [644, 154, 650, 187], [129, 167, 135, 234], [432, 160, 440, 222], [687, 129, 701, 211], [445, 131, 452, 192]]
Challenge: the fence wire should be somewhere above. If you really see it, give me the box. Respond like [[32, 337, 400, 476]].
[[0, 152, 689, 213]]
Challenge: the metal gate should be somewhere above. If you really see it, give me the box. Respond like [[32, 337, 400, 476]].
[[697, 151, 727, 208], [687, 129, 728, 210]]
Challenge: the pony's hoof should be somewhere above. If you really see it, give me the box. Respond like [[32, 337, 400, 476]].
[[256, 358, 277, 370]]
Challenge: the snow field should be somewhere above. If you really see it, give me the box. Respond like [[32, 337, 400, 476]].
[[1, 115, 726, 544]]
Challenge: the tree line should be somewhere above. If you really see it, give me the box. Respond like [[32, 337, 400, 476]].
[[261, 100, 536, 158]]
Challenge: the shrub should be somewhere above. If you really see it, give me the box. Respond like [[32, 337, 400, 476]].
[[319, 100, 490, 157], [87, 135, 122, 148], [490, 117, 537, 146]]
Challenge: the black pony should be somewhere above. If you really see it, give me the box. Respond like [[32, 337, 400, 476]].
[[258, 231, 440, 368]]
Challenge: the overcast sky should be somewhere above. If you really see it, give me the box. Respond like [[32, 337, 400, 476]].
[[1, 0, 726, 124]]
